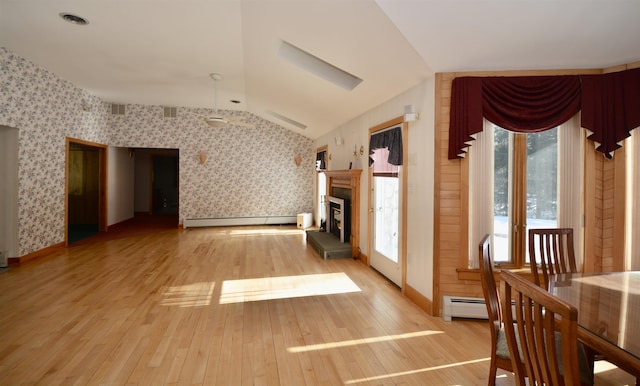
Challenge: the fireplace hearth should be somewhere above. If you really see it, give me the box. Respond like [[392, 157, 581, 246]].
[[306, 169, 361, 261]]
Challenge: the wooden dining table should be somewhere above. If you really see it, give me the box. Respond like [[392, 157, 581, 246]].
[[549, 271, 640, 376]]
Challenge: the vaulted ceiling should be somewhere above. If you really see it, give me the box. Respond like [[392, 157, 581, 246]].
[[2, 0, 639, 139]]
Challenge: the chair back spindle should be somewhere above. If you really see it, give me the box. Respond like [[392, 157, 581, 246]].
[[529, 228, 577, 289]]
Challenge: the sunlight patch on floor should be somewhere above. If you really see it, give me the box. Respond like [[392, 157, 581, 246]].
[[287, 330, 443, 353], [219, 272, 360, 304], [343, 357, 490, 384], [593, 360, 636, 385], [228, 228, 303, 236], [595, 360, 619, 374], [160, 281, 215, 307]]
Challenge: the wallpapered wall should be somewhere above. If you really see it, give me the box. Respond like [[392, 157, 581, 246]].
[[1, 47, 109, 256], [1, 47, 314, 257], [108, 105, 315, 221]]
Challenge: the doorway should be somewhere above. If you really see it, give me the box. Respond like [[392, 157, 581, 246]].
[[152, 154, 178, 215], [368, 117, 407, 288], [0, 126, 19, 263], [66, 138, 107, 244], [132, 148, 179, 223], [315, 146, 328, 229]]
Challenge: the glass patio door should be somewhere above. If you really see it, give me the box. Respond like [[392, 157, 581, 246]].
[[369, 147, 402, 286]]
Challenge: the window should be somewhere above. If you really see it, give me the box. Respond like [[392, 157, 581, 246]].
[[468, 115, 584, 270], [493, 126, 558, 266]]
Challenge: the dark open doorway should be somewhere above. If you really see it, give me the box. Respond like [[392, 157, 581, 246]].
[[152, 154, 178, 215], [132, 148, 179, 227], [66, 138, 107, 244]]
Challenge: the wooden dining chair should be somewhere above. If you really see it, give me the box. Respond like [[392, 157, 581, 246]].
[[529, 228, 578, 290], [479, 234, 514, 385], [529, 228, 609, 378], [501, 270, 594, 386]]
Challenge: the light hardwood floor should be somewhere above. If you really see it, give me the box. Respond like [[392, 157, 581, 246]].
[[0, 223, 634, 385]]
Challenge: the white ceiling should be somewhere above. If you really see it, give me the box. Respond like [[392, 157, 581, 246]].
[[1, 0, 639, 139]]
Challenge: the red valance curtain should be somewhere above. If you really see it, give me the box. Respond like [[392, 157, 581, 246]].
[[581, 68, 640, 156], [449, 67, 640, 159]]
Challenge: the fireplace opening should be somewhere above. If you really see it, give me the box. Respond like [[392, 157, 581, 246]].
[[327, 196, 350, 243]]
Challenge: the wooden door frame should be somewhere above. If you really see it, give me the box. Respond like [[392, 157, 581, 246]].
[[65, 137, 108, 245]]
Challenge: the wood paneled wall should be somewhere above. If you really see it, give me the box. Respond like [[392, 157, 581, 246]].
[[432, 64, 638, 317]]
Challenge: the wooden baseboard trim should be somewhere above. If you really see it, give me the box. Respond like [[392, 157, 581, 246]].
[[404, 283, 434, 316], [356, 252, 369, 267], [11, 242, 65, 265], [357, 252, 369, 265]]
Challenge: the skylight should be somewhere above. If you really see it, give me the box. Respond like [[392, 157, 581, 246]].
[[277, 40, 363, 91]]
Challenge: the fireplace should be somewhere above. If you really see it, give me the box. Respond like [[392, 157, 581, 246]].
[[327, 196, 350, 243]]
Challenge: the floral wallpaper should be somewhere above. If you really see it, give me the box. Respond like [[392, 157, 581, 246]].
[[1, 47, 109, 256], [108, 105, 315, 221], [1, 47, 314, 257]]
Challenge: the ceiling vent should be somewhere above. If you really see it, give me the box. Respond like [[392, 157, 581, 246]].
[[266, 110, 307, 130], [163, 107, 177, 118], [59, 13, 89, 26], [111, 104, 126, 115]]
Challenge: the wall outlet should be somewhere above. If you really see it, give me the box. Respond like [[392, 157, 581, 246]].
[[0, 250, 8, 268]]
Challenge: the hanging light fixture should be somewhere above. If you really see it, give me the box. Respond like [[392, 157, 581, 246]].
[[203, 73, 228, 127]]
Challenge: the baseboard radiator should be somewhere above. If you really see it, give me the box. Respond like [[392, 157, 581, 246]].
[[442, 296, 488, 321], [183, 216, 297, 229]]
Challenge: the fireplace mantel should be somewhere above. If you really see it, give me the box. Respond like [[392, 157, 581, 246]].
[[324, 169, 362, 259], [325, 169, 361, 189]]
